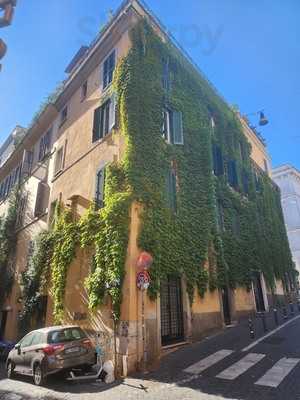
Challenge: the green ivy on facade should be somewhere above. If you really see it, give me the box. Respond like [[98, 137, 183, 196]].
[[18, 20, 296, 329]]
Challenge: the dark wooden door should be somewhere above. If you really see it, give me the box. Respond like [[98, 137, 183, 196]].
[[160, 276, 184, 346]]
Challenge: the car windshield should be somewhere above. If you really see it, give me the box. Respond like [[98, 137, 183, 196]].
[[48, 328, 86, 344]]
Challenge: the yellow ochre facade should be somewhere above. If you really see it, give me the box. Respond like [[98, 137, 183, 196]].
[[0, 0, 293, 375]]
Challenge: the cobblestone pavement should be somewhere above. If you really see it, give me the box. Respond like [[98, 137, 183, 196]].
[[1, 309, 300, 400]]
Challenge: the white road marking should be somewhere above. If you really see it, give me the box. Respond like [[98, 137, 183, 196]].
[[183, 349, 234, 374], [255, 357, 300, 388], [216, 353, 265, 380], [242, 315, 300, 352]]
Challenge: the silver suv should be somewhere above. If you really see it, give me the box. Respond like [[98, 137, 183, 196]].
[[6, 325, 95, 385]]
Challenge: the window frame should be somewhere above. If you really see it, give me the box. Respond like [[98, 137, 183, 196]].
[[162, 107, 184, 145], [227, 159, 239, 189], [103, 50, 116, 90], [92, 95, 116, 143], [212, 143, 224, 176], [54, 146, 64, 176], [95, 166, 106, 209], [38, 129, 52, 162]]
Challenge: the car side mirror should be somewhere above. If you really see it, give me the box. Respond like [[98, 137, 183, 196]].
[[15, 343, 21, 354]]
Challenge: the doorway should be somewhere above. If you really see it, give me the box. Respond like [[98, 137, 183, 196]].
[[160, 276, 184, 346], [221, 287, 231, 325], [253, 273, 265, 312]]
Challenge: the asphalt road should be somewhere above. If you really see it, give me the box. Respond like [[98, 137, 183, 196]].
[[1, 310, 300, 400]]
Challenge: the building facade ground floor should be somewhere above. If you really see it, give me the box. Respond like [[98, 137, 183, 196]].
[[0, 203, 289, 375]]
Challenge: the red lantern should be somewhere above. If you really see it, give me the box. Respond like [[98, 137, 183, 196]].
[[137, 251, 153, 270]]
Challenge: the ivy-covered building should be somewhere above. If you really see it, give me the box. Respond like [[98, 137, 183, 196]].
[[0, 0, 297, 373]]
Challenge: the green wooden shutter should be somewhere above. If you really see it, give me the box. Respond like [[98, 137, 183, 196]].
[[173, 111, 184, 145], [95, 167, 106, 209], [92, 107, 101, 142], [228, 160, 238, 188]]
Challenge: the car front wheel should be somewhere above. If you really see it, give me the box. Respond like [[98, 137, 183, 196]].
[[33, 364, 46, 386], [7, 361, 15, 379]]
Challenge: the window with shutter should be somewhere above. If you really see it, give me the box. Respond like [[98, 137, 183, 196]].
[[212, 144, 224, 176], [38, 137, 44, 161], [22, 149, 33, 177], [92, 107, 101, 142], [38, 129, 52, 161], [54, 147, 64, 175], [166, 168, 177, 212], [103, 50, 116, 90], [34, 182, 49, 217], [162, 108, 184, 145], [228, 160, 238, 189], [95, 167, 106, 209], [173, 111, 184, 145], [92, 97, 116, 143], [162, 109, 170, 141]]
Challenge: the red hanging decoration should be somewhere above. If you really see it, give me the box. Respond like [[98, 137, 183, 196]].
[[136, 251, 153, 270]]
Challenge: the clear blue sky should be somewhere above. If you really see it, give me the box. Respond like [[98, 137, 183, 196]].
[[0, 0, 299, 169]]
